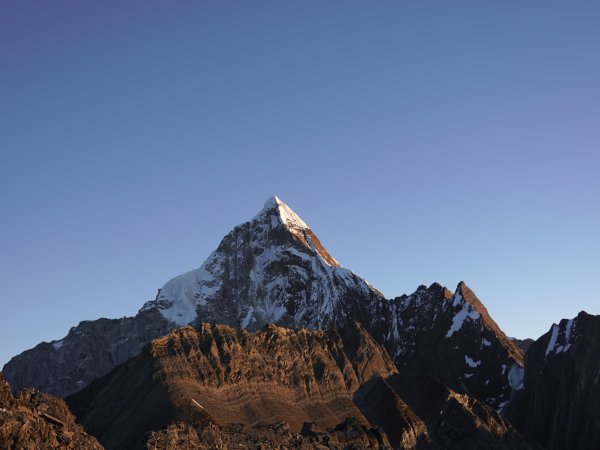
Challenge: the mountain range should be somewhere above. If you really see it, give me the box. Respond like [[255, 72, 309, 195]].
[[2, 196, 598, 449]]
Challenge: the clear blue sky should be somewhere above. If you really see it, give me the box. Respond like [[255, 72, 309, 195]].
[[1, 1, 599, 368]]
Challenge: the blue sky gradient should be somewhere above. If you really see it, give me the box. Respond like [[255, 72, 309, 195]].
[[1, 1, 599, 367]]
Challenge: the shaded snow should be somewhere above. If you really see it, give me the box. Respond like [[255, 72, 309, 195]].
[[446, 292, 481, 338], [52, 340, 63, 350], [241, 307, 254, 328], [465, 355, 481, 368], [545, 324, 559, 357], [545, 318, 577, 357], [508, 363, 524, 390], [563, 318, 575, 352]]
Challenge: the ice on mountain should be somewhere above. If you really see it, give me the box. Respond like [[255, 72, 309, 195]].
[[465, 355, 481, 368], [241, 307, 255, 328], [446, 292, 481, 338], [508, 363, 524, 390], [545, 324, 560, 357], [156, 264, 219, 326]]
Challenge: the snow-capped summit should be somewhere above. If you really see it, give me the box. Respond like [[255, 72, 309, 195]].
[[253, 196, 339, 267], [255, 195, 309, 230], [142, 196, 375, 328]]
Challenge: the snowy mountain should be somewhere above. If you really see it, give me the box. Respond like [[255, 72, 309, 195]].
[[3, 196, 521, 411], [140, 196, 384, 331]]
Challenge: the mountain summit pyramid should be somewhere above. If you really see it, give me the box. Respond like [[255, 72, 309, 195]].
[[4, 196, 521, 411], [142, 195, 383, 330]]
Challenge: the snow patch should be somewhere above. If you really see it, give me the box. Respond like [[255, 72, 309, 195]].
[[508, 363, 524, 390], [497, 401, 508, 413], [52, 340, 63, 350], [446, 292, 481, 338], [563, 318, 575, 352], [240, 307, 254, 328], [465, 355, 481, 368], [545, 324, 559, 357], [156, 263, 220, 326], [256, 196, 308, 230]]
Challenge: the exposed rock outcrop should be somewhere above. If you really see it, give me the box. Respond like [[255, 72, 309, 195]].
[[510, 338, 534, 354], [145, 419, 391, 450], [0, 374, 103, 450]]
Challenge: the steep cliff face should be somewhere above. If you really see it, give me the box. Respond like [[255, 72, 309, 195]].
[[505, 311, 600, 450], [67, 322, 535, 450], [0, 375, 103, 450], [3, 197, 521, 411]]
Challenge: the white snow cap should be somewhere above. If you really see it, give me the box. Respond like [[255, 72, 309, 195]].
[[256, 196, 309, 230]]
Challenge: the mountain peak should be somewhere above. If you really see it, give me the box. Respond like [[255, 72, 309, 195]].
[[454, 281, 524, 364], [256, 195, 309, 231], [263, 195, 283, 209]]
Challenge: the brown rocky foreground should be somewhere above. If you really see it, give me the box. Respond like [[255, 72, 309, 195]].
[[0, 374, 102, 450]]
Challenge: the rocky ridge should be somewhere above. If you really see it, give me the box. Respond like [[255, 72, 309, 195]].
[[67, 322, 536, 450]]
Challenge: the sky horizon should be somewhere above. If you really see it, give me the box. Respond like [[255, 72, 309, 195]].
[[1, 1, 599, 368]]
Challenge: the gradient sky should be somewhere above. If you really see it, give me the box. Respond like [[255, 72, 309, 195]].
[[1, 1, 599, 368]]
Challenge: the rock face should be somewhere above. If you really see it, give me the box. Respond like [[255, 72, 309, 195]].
[[67, 322, 535, 450], [0, 374, 103, 450], [505, 311, 600, 450], [390, 374, 537, 450], [3, 197, 522, 411], [510, 338, 534, 354]]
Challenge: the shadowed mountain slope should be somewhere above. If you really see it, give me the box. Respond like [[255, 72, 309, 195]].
[[505, 311, 600, 450]]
